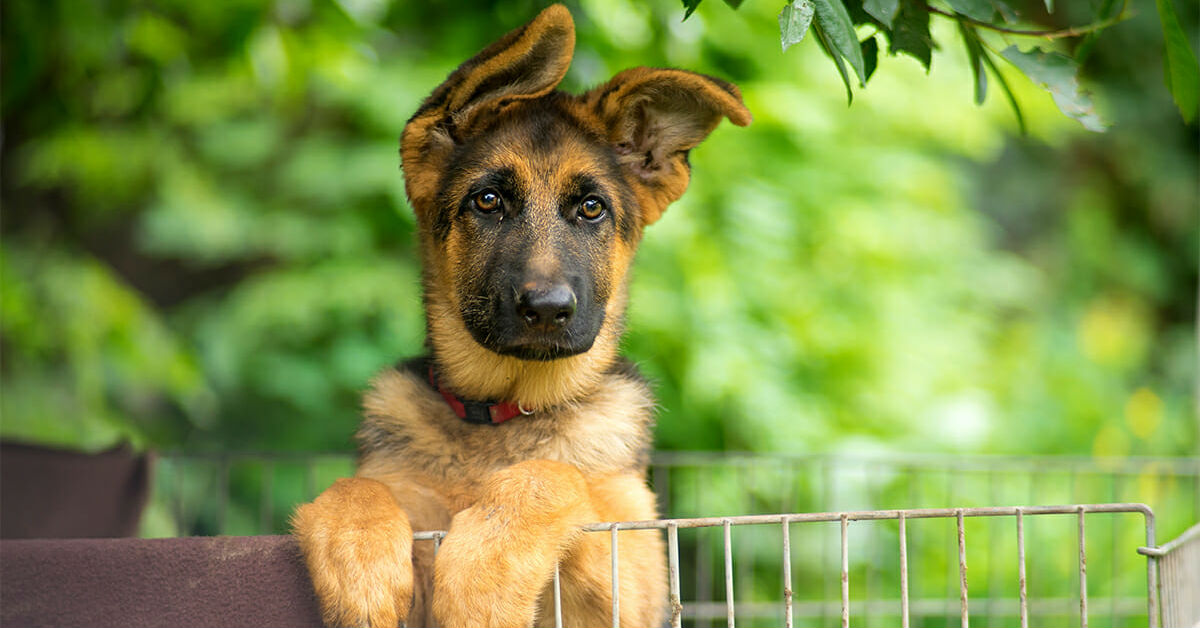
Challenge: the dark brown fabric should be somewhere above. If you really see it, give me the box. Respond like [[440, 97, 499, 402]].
[[0, 535, 323, 627], [1, 441, 150, 539]]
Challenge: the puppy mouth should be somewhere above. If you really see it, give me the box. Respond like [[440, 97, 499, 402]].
[[457, 285, 605, 361], [488, 336, 597, 361], [461, 307, 602, 361]]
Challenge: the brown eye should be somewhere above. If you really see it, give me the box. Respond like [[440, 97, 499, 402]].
[[473, 190, 502, 213], [579, 196, 606, 221]]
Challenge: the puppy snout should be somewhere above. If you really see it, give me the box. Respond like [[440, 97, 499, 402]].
[[517, 282, 577, 331]]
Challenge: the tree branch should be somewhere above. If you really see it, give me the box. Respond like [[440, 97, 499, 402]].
[[927, 2, 1131, 40]]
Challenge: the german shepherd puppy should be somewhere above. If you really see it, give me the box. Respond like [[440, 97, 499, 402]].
[[292, 5, 750, 626]]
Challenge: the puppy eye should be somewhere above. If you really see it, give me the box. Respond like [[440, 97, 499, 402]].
[[472, 190, 503, 213], [579, 196, 606, 221]]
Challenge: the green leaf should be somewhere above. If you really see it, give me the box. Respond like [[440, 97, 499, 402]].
[[958, 22, 987, 105], [981, 45, 1027, 133], [889, 0, 932, 70], [863, 0, 899, 28], [862, 36, 879, 82], [779, 0, 816, 52], [682, 0, 703, 20], [813, 22, 854, 104], [945, 0, 995, 21], [1001, 46, 1106, 132], [722, 0, 745, 7], [1156, 0, 1200, 123], [812, 0, 867, 85]]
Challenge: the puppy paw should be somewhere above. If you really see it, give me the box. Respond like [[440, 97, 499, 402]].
[[432, 460, 596, 627], [293, 478, 414, 628]]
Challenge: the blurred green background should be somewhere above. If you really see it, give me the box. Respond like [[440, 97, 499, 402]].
[[2, 0, 1194, 457], [2, 0, 1196, 624]]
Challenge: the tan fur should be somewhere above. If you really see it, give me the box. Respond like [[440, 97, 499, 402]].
[[293, 478, 415, 628], [292, 4, 748, 627]]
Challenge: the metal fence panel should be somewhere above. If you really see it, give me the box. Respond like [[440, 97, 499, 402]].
[[153, 452, 1198, 627]]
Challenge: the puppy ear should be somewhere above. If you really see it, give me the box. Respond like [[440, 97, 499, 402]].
[[586, 68, 751, 225], [402, 4, 575, 215]]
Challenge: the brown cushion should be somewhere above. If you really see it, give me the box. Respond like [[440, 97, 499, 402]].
[[1, 442, 149, 539], [0, 535, 322, 627]]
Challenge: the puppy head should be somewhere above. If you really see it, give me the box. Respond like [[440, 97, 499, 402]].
[[401, 4, 750, 403]]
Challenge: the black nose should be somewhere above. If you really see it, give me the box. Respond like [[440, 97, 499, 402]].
[[517, 283, 576, 332]]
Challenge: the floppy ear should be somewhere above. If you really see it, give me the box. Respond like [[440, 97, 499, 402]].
[[401, 4, 575, 216], [586, 68, 751, 225]]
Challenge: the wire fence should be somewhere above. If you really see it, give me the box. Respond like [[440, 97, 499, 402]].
[[148, 451, 1199, 627], [413, 503, 1167, 628]]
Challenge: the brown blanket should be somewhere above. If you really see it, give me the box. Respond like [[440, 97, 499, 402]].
[[1, 442, 149, 539], [0, 535, 322, 627]]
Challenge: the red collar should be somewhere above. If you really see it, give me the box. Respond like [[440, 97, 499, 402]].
[[428, 366, 531, 425]]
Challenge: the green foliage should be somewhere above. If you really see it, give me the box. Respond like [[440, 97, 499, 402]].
[[812, 0, 867, 88], [958, 20, 988, 105], [1, 245, 215, 451], [778, 0, 815, 52], [863, 0, 899, 27], [1156, 0, 1200, 122], [887, 0, 934, 70], [1000, 45, 1105, 131], [945, 0, 995, 22], [683, 0, 1200, 130], [0, 0, 1194, 466]]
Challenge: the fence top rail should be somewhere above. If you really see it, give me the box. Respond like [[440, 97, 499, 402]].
[[575, 503, 1154, 532], [409, 503, 1154, 540]]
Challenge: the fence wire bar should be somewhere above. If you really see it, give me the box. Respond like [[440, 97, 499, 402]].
[[611, 523, 620, 628], [899, 512, 909, 628], [428, 531, 444, 628], [668, 523, 683, 628], [1017, 508, 1028, 628], [840, 514, 849, 628], [957, 509, 969, 628], [781, 519, 792, 628], [1078, 507, 1088, 628], [553, 562, 562, 628], [723, 520, 735, 628]]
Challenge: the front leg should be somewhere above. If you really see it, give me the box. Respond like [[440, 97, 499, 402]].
[[432, 460, 597, 628], [293, 478, 414, 628]]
